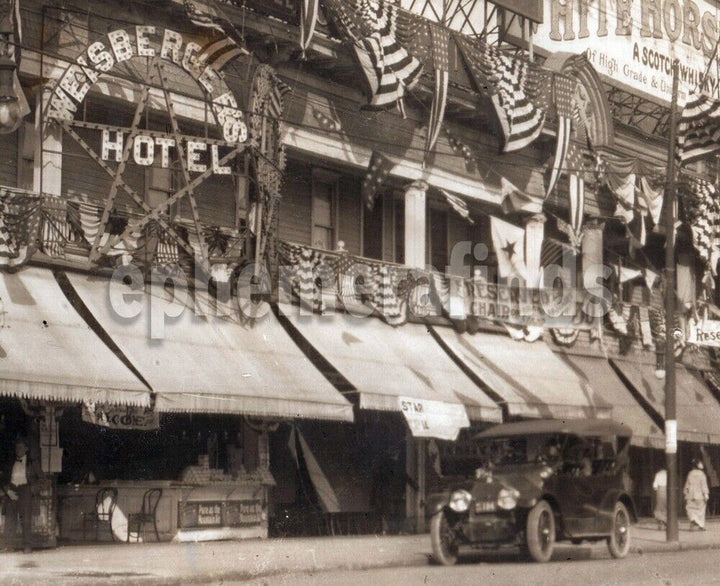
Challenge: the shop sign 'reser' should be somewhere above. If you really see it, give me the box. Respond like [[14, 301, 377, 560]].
[[45, 26, 247, 174], [533, 0, 720, 102]]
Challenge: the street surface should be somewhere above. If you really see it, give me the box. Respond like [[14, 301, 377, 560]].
[[247, 548, 720, 586]]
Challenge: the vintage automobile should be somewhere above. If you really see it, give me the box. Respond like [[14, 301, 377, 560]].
[[428, 419, 636, 564]]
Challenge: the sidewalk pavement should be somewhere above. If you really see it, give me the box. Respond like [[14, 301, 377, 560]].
[[1, 518, 719, 585]]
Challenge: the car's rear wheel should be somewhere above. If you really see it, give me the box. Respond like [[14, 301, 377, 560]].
[[526, 500, 555, 563], [430, 510, 459, 566], [607, 501, 631, 559]]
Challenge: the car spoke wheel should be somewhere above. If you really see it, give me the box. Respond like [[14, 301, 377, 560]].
[[607, 502, 631, 559], [430, 510, 459, 566], [526, 500, 555, 563]]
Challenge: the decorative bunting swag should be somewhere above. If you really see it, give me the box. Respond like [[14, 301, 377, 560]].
[[454, 34, 547, 153], [322, 0, 423, 112]]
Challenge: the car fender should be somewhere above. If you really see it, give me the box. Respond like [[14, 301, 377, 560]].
[[599, 489, 637, 522], [426, 492, 452, 518]]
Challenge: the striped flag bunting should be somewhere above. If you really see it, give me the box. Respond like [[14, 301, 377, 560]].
[[183, 0, 249, 69], [545, 73, 579, 197], [424, 25, 450, 161], [299, 0, 320, 55], [454, 34, 546, 153], [362, 151, 395, 209], [679, 177, 720, 267], [323, 0, 423, 112], [266, 74, 293, 121], [438, 188, 473, 224], [0, 190, 40, 269], [677, 92, 720, 164], [40, 204, 70, 259]]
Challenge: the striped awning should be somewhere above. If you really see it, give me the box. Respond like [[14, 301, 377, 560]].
[[0, 268, 150, 406], [64, 273, 354, 421]]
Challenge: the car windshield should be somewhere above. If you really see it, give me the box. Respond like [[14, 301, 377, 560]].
[[477, 435, 560, 466]]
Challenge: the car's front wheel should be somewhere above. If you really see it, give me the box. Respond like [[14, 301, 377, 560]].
[[430, 510, 459, 565], [526, 500, 555, 563], [607, 501, 631, 559]]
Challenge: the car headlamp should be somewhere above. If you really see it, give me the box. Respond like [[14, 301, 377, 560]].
[[496, 488, 520, 510], [448, 489, 472, 513]]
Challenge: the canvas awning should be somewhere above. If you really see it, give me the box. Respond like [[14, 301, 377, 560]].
[[431, 327, 613, 419], [279, 305, 501, 440], [611, 357, 720, 445], [0, 268, 150, 406], [555, 353, 664, 449], [64, 274, 354, 421]]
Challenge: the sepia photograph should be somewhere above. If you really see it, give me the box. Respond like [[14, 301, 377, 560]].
[[0, 0, 719, 583]]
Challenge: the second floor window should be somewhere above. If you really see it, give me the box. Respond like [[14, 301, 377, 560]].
[[312, 170, 338, 250]]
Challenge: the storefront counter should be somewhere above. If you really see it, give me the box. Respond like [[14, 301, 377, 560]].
[[58, 475, 272, 542]]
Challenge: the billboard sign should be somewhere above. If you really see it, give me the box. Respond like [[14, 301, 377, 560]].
[[532, 0, 720, 103]]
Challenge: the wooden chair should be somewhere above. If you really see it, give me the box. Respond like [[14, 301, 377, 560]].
[[81, 487, 118, 541], [127, 488, 162, 542]]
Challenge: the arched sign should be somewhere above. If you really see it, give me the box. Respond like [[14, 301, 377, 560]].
[[42, 25, 249, 268]]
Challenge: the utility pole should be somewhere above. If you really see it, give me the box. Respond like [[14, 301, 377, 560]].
[[664, 58, 680, 544]]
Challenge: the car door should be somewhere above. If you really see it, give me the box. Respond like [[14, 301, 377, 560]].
[[551, 435, 597, 536]]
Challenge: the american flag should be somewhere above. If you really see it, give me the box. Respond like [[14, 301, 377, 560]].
[[424, 24, 451, 161], [299, 0, 320, 55], [438, 188, 474, 224], [546, 73, 579, 197], [323, 0, 423, 112], [362, 151, 395, 209], [677, 93, 720, 164], [565, 142, 586, 240], [183, 0, 249, 68], [454, 34, 546, 153]]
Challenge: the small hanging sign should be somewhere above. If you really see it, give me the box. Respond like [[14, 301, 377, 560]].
[[82, 402, 159, 431], [687, 319, 720, 347]]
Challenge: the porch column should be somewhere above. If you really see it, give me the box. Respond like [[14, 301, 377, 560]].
[[581, 221, 605, 303], [404, 181, 427, 269]]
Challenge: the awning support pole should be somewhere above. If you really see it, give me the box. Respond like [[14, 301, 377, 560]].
[[664, 57, 679, 544]]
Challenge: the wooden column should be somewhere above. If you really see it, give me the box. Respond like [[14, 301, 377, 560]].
[[403, 181, 427, 269]]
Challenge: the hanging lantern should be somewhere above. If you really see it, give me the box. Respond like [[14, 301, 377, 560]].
[[0, 14, 20, 134]]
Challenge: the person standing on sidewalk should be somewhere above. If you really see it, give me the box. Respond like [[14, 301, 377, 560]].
[[684, 459, 710, 531], [652, 468, 667, 530], [2, 437, 36, 552]]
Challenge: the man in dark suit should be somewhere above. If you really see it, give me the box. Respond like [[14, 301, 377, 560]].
[[2, 437, 35, 552]]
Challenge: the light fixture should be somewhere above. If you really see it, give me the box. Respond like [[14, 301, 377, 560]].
[[0, 54, 20, 134], [0, 12, 20, 134]]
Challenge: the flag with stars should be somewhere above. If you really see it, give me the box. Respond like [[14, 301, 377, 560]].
[[424, 24, 451, 160], [362, 151, 395, 209], [438, 188, 473, 224], [454, 34, 546, 153], [546, 73, 579, 197], [565, 142, 586, 239], [491, 217, 527, 280]]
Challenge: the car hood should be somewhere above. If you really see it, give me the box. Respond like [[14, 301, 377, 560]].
[[471, 464, 552, 506]]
